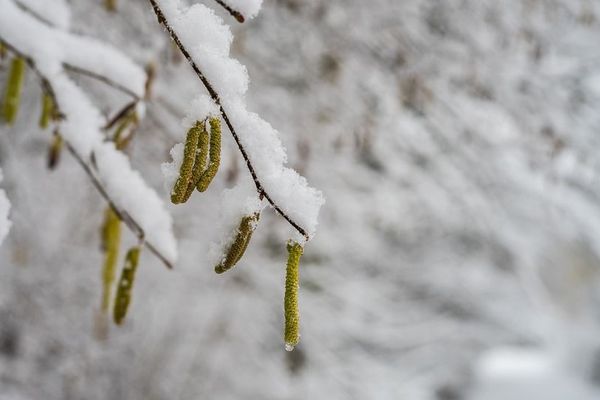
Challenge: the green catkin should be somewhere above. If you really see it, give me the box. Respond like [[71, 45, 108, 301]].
[[38, 93, 54, 129], [233, 213, 260, 266], [196, 116, 221, 192], [101, 208, 121, 313], [284, 241, 303, 351], [171, 123, 201, 204], [184, 120, 209, 200], [47, 130, 63, 170], [2, 57, 26, 125], [214, 213, 259, 274], [113, 246, 140, 325], [0, 42, 6, 60]]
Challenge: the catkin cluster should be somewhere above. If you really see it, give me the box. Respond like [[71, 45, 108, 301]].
[[171, 117, 221, 204], [0, 53, 65, 169]]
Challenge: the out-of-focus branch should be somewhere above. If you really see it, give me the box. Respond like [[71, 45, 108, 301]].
[[147, 0, 311, 241], [64, 64, 140, 100], [0, 37, 174, 269]]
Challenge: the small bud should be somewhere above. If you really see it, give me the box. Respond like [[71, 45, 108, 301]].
[[47, 130, 63, 170], [215, 213, 259, 274], [284, 241, 303, 351], [113, 246, 141, 325], [2, 57, 26, 125], [196, 117, 221, 192], [144, 63, 156, 100]]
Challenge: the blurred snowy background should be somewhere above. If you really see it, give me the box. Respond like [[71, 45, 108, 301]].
[[2, 0, 600, 399]]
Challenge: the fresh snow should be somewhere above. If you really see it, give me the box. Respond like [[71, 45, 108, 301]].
[[157, 0, 324, 241], [0, 0, 177, 263]]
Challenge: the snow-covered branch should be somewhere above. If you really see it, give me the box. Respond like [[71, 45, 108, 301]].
[[0, 0, 177, 268], [211, 0, 261, 23], [148, 0, 323, 243]]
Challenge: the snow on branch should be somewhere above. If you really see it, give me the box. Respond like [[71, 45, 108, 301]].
[[0, 0, 177, 267], [149, 0, 324, 243]]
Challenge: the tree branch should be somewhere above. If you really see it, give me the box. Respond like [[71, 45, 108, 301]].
[[0, 37, 174, 270], [147, 0, 311, 241], [213, 0, 245, 23], [64, 63, 141, 100]]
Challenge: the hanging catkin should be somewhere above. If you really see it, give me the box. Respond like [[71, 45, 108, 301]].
[[38, 92, 54, 129], [171, 123, 201, 204], [113, 246, 141, 325], [284, 241, 303, 351], [214, 213, 259, 274], [100, 208, 121, 313], [2, 57, 26, 124], [196, 116, 221, 192], [184, 120, 209, 199]]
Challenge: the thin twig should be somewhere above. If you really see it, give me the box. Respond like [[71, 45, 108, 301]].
[[76, 146, 174, 269], [104, 100, 137, 130], [64, 64, 140, 100], [147, 0, 310, 241], [213, 0, 245, 23], [0, 36, 174, 270]]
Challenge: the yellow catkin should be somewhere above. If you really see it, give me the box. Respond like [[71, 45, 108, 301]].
[[2, 57, 26, 125], [101, 208, 121, 313], [113, 246, 141, 325], [47, 130, 63, 170], [171, 123, 201, 204], [214, 213, 259, 274], [184, 120, 209, 200], [0, 42, 6, 59], [196, 117, 221, 192], [38, 92, 54, 129], [284, 241, 303, 351]]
